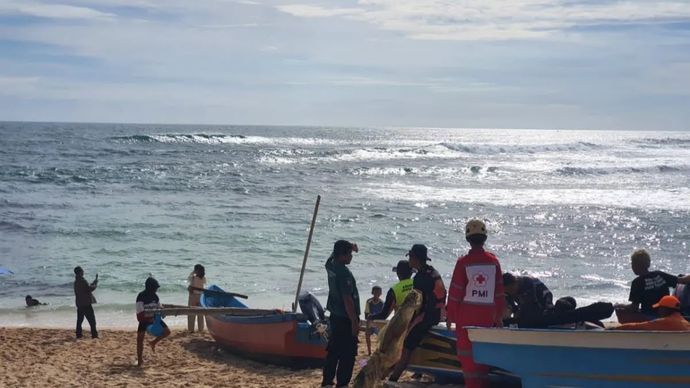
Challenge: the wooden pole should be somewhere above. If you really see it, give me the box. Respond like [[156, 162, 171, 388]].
[[189, 286, 248, 299], [293, 195, 321, 312], [144, 306, 282, 317]]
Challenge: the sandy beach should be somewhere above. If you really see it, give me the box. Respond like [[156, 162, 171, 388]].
[[0, 327, 448, 388]]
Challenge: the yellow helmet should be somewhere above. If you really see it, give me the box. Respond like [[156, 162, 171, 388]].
[[465, 219, 487, 237]]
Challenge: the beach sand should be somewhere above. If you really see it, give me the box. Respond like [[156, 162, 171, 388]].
[[0, 327, 455, 387]]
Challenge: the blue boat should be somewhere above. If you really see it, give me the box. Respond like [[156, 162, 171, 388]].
[[467, 327, 690, 387]]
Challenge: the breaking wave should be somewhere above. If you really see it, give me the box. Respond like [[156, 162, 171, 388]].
[[111, 134, 338, 146]]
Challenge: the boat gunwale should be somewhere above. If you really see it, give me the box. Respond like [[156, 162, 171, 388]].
[[467, 326, 690, 351]]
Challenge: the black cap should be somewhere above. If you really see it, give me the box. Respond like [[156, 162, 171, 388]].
[[392, 260, 411, 272], [406, 244, 430, 261]]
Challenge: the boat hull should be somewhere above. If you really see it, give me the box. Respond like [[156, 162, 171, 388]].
[[201, 285, 326, 368], [468, 327, 690, 387], [205, 313, 326, 368]]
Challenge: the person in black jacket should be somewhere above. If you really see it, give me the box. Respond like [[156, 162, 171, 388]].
[[503, 272, 613, 328], [73, 266, 98, 339]]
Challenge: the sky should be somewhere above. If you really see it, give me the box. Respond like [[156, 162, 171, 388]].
[[0, 0, 689, 130]]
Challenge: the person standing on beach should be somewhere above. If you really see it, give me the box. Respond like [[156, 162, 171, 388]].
[[321, 240, 360, 388], [447, 220, 505, 388], [136, 277, 171, 367], [388, 244, 447, 382], [73, 266, 98, 339], [366, 260, 414, 321], [187, 264, 206, 332], [364, 286, 384, 355]]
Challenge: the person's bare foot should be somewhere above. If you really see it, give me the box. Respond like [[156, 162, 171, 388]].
[[148, 340, 156, 352], [136, 360, 143, 367]]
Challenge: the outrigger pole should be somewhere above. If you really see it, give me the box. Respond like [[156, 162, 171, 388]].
[[293, 195, 321, 312]]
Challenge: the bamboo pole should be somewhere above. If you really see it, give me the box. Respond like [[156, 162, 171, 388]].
[[144, 306, 283, 317], [293, 195, 321, 312]]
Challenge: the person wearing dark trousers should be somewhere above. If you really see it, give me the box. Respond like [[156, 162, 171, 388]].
[[73, 266, 98, 339], [321, 240, 360, 388]]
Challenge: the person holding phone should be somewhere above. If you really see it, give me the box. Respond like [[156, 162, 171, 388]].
[[73, 266, 98, 339]]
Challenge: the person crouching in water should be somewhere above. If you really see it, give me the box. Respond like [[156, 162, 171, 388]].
[[136, 277, 171, 366], [187, 264, 206, 332], [388, 244, 447, 382], [447, 219, 505, 388]]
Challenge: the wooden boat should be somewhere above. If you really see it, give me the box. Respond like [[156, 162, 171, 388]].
[[408, 326, 462, 382], [467, 326, 690, 387], [367, 320, 518, 384], [200, 285, 327, 368], [615, 306, 654, 324]]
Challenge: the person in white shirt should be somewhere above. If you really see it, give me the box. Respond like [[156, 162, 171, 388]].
[[187, 264, 206, 332]]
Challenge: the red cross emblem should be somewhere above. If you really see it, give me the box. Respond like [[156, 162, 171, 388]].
[[473, 273, 487, 287]]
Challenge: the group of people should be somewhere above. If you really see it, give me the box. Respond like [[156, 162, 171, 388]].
[[54, 264, 208, 366], [27, 217, 688, 378], [321, 219, 690, 388]]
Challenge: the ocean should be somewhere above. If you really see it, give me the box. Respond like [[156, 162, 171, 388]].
[[1, 122, 689, 328]]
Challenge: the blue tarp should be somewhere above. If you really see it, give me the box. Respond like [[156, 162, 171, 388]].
[[0, 267, 14, 275]]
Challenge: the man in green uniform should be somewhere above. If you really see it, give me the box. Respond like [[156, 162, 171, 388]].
[[322, 240, 360, 388]]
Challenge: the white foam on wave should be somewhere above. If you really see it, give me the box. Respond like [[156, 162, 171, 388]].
[[580, 274, 629, 289], [363, 183, 690, 211], [143, 134, 341, 146]]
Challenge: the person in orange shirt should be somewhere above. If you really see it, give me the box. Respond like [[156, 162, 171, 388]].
[[613, 295, 690, 331], [447, 220, 505, 388]]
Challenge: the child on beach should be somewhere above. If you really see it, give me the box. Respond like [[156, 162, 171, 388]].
[[364, 285, 384, 355], [619, 249, 690, 317], [136, 277, 171, 367], [187, 264, 206, 332]]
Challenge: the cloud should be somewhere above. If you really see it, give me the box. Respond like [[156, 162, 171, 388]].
[[0, 0, 688, 129], [277, 0, 690, 40], [276, 5, 363, 18], [0, 1, 115, 21]]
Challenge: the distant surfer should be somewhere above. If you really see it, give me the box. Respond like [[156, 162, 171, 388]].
[[25, 295, 46, 307]]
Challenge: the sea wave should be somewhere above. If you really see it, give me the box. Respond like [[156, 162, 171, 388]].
[[363, 183, 690, 211], [0, 221, 27, 232], [440, 141, 604, 155], [111, 133, 339, 146], [348, 165, 500, 176], [631, 137, 690, 147], [555, 164, 686, 176]]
